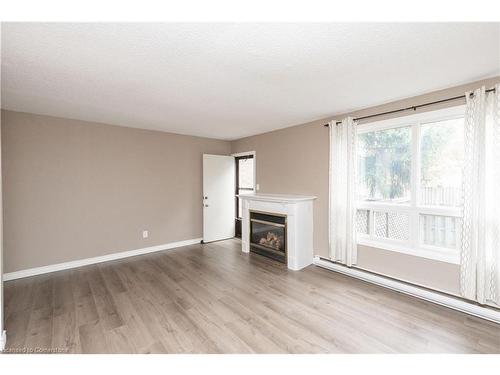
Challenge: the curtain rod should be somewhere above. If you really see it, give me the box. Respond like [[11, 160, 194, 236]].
[[323, 87, 497, 127]]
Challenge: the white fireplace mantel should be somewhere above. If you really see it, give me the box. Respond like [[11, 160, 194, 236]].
[[238, 194, 317, 270]]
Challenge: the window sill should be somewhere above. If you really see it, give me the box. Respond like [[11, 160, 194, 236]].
[[357, 238, 460, 265]]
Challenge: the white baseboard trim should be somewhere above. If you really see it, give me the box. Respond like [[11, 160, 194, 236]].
[[313, 256, 500, 324], [4, 238, 202, 281], [0, 330, 6, 351]]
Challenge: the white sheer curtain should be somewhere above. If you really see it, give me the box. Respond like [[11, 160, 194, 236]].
[[329, 117, 358, 266], [460, 84, 500, 306]]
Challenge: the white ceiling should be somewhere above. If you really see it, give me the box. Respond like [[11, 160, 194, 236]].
[[1, 23, 499, 140]]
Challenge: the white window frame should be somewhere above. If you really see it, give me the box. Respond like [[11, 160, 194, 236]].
[[232, 151, 257, 220], [232, 150, 257, 190], [356, 105, 465, 264]]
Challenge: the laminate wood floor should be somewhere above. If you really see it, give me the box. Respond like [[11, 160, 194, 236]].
[[4, 239, 500, 353]]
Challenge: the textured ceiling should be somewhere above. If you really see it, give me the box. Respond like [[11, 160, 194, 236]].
[[1, 23, 499, 140]]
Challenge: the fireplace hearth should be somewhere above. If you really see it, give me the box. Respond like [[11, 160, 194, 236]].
[[250, 210, 286, 263]]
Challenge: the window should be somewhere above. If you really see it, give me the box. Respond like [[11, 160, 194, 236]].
[[234, 153, 255, 238], [357, 126, 411, 204], [420, 118, 464, 207], [373, 211, 410, 241], [236, 156, 255, 218], [355, 106, 465, 263]]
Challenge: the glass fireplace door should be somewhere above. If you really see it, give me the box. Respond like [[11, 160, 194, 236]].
[[249, 211, 286, 263]]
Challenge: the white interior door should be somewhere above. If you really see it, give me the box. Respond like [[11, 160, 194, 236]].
[[203, 154, 235, 243]]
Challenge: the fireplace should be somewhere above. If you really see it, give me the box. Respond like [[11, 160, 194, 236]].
[[238, 194, 316, 270], [249, 210, 287, 263]]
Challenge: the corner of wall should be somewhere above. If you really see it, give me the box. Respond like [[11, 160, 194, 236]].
[[0, 21, 5, 348]]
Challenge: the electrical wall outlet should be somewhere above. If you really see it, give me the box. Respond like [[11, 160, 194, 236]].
[[142, 230, 149, 239], [256, 183, 260, 191]]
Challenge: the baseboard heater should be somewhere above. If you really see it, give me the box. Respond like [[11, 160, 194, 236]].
[[313, 256, 500, 324]]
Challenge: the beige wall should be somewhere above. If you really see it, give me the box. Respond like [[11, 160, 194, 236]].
[[2, 77, 499, 293], [1, 110, 231, 273], [0, 25, 4, 340], [231, 76, 500, 295]]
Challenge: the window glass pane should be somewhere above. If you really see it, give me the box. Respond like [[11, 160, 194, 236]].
[[238, 158, 254, 189], [357, 127, 411, 204], [237, 189, 253, 218], [420, 118, 464, 207], [374, 211, 409, 240], [420, 214, 460, 249], [355, 209, 369, 234]]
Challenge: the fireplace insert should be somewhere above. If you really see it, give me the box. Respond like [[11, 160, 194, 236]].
[[249, 210, 287, 263]]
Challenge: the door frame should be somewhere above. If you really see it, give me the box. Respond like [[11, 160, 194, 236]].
[[232, 151, 256, 238]]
